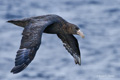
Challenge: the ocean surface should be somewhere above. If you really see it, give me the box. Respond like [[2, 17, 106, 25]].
[[0, 0, 120, 80]]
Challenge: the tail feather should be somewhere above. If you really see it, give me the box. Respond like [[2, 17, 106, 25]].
[[7, 19, 30, 27]]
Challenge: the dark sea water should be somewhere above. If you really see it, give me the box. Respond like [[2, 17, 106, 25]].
[[0, 0, 120, 80]]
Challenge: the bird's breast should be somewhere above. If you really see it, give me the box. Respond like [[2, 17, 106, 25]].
[[43, 22, 62, 34]]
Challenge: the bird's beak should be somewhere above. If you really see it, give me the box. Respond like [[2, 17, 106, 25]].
[[77, 29, 85, 38]]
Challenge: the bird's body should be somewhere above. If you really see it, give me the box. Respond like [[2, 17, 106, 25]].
[[8, 14, 84, 74]]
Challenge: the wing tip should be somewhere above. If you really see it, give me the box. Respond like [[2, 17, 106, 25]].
[[75, 59, 81, 65], [11, 48, 34, 74], [11, 67, 20, 74], [11, 68, 17, 74], [11, 64, 27, 74], [74, 54, 81, 65]]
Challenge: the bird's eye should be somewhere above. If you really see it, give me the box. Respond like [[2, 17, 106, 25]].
[[75, 27, 79, 30]]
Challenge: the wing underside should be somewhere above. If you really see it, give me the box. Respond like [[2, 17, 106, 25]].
[[57, 34, 81, 65]]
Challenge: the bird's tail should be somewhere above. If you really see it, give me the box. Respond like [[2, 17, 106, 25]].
[[7, 19, 30, 27]]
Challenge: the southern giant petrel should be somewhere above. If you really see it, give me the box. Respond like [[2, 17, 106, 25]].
[[8, 14, 84, 74]]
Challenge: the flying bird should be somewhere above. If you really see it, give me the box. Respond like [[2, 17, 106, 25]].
[[8, 14, 85, 74]]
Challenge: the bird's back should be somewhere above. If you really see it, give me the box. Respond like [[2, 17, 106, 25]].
[[7, 14, 65, 28]]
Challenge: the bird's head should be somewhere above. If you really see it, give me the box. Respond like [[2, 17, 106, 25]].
[[68, 23, 85, 38]]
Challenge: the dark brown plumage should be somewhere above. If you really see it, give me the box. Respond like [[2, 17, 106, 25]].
[[8, 14, 84, 74]]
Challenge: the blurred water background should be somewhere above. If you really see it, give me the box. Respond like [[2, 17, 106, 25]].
[[0, 0, 120, 80]]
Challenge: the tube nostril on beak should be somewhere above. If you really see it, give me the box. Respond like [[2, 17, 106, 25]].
[[77, 29, 85, 38]]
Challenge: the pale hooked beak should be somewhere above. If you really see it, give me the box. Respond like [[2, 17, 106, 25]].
[[77, 29, 85, 38]]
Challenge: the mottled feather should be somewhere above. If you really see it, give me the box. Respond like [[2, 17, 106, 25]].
[[57, 34, 81, 65]]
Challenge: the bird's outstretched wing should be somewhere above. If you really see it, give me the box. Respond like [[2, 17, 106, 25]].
[[11, 21, 55, 74], [57, 34, 81, 65]]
